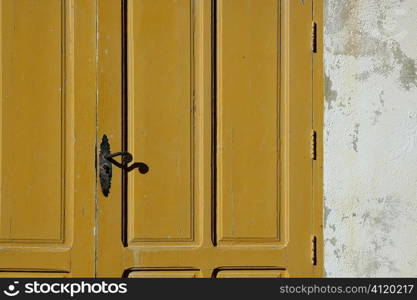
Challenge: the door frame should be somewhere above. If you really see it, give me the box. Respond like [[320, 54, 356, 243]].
[[312, 0, 324, 277]]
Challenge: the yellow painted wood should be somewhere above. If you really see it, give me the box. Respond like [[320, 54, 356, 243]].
[[128, 270, 200, 278], [217, 0, 280, 244], [0, 272, 69, 278], [313, 0, 324, 277], [96, 0, 125, 277], [215, 270, 288, 278], [1, 0, 64, 243], [127, 0, 194, 243], [1, 0, 323, 278], [97, 0, 323, 278], [0, 0, 96, 276]]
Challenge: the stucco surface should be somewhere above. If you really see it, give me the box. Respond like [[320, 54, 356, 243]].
[[324, 0, 417, 277]]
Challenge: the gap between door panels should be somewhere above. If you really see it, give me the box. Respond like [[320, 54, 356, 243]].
[[210, 0, 218, 247]]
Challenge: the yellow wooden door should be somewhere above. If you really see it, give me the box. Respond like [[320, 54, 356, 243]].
[[97, 0, 323, 278], [0, 0, 97, 277]]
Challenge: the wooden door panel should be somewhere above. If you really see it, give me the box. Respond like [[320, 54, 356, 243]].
[[128, 270, 200, 278], [0, 0, 66, 244], [216, 0, 281, 245], [0, 0, 96, 276], [0, 272, 69, 278], [127, 0, 195, 245], [215, 270, 287, 278], [0, 249, 70, 271]]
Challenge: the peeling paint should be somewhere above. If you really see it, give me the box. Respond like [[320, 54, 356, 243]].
[[350, 124, 360, 152], [393, 44, 417, 90], [325, 74, 338, 110], [372, 91, 385, 125], [323, 203, 331, 227], [325, 0, 417, 277], [329, 237, 337, 246]]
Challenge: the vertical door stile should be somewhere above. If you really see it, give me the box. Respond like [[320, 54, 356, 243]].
[[312, 0, 324, 277]]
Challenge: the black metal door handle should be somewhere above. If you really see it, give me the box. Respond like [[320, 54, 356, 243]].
[[106, 151, 149, 174], [99, 135, 149, 196]]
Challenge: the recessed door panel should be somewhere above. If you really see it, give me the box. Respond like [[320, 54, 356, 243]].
[[215, 270, 287, 278], [0, 273, 69, 278], [128, 270, 200, 278], [127, 0, 195, 244], [0, 0, 66, 243], [0, 0, 96, 276], [216, 0, 281, 245]]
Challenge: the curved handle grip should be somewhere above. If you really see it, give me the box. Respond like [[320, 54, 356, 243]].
[[99, 135, 149, 197], [106, 152, 149, 174]]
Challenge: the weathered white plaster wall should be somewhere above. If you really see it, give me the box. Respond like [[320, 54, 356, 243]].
[[324, 0, 417, 277]]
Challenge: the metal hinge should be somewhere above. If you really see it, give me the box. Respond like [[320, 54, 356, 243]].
[[312, 22, 317, 53], [312, 236, 318, 265], [311, 130, 317, 160]]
